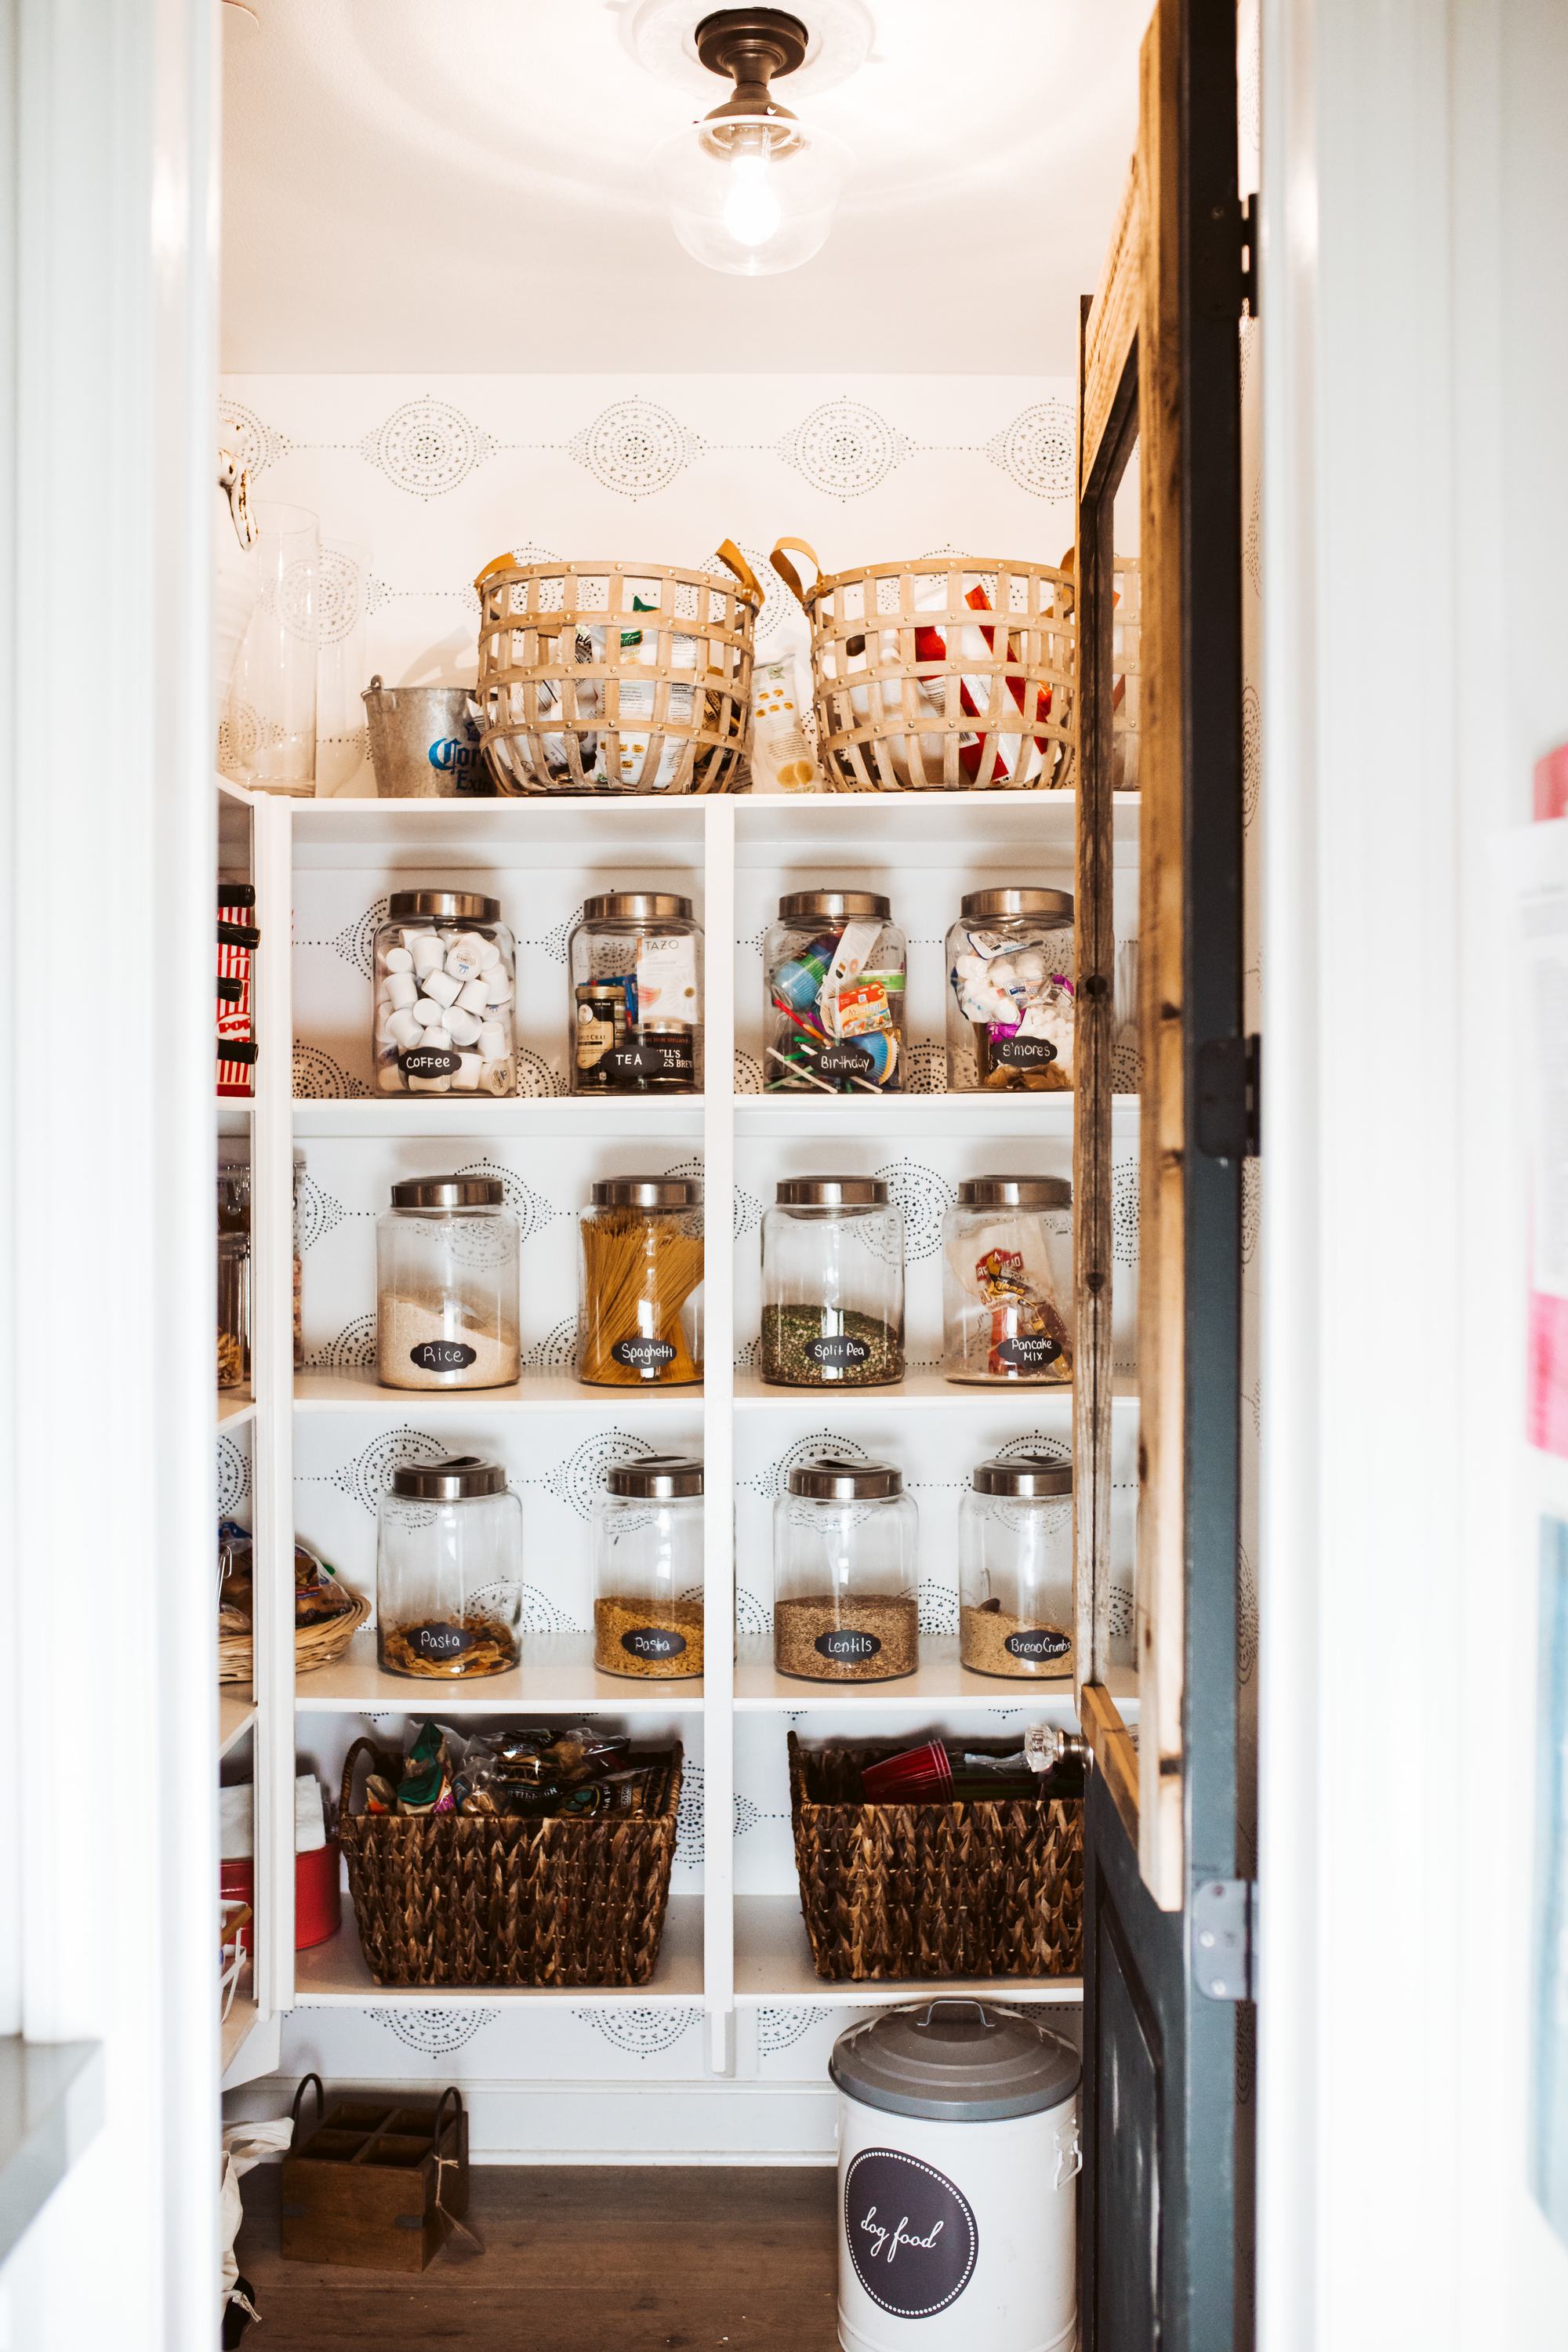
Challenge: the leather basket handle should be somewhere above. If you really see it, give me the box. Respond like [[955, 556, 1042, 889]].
[[770, 537, 822, 610]]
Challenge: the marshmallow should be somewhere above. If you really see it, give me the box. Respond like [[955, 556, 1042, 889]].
[[446, 1007, 482, 1047], [480, 1059, 512, 1096], [424, 967, 461, 1007], [412, 996, 446, 1026], [385, 1008, 423, 1051], [476, 1021, 508, 1061], [452, 1053, 482, 1091], [383, 946, 414, 974], [456, 977, 490, 1014], [481, 970, 514, 1005], [384, 972, 418, 1011]]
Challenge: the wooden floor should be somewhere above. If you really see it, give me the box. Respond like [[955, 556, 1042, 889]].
[[236, 2164, 841, 2352]]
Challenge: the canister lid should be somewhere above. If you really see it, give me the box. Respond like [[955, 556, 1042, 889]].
[[775, 1177, 889, 1207], [778, 889, 891, 922], [955, 1174, 1073, 1209], [830, 2000, 1080, 2122], [960, 887, 1074, 921], [581, 892, 695, 922], [589, 1177, 703, 1210], [786, 1455, 902, 1501], [389, 1174, 505, 1209], [606, 1454, 704, 1499], [971, 1453, 1073, 1497], [389, 1455, 508, 1501], [387, 890, 501, 923]]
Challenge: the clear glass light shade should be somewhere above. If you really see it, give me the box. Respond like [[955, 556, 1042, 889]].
[[655, 114, 848, 277]]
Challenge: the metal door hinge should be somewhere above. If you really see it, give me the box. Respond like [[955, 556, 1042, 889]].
[[1198, 194, 1259, 321], [1192, 1878, 1255, 2001], [1195, 1032, 1261, 1161], [1240, 193, 1258, 318]]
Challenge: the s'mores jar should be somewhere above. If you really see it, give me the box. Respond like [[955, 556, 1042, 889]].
[[372, 891, 516, 1096]]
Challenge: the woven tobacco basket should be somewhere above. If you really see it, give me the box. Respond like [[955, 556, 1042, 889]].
[[788, 1732, 1083, 1982], [339, 1736, 683, 1987]]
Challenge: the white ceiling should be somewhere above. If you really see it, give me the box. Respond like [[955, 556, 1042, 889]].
[[220, 0, 1144, 375]]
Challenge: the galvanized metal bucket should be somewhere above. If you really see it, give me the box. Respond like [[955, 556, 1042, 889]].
[[361, 676, 493, 797]]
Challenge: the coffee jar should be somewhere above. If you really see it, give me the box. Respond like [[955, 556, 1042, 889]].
[[568, 892, 703, 1095], [764, 890, 906, 1094], [577, 1177, 704, 1388], [772, 1457, 918, 1683], [760, 1177, 905, 1388], [376, 1174, 520, 1391], [592, 1456, 704, 1680], [959, 1455, 1075, 1678], [372, 890, 516, 1096], [376, 1455, 522, 1679], [942, 1176, 1074, 1385], [946, 887, 1075, 1091]]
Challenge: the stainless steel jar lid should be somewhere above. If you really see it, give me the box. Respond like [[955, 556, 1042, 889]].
[[787, 1455, 902, 1501], [956, 1174, 1073, 1208], [582, 892, 695, 922], [387, 890, 502, 922], [959, 887, 1074, 921], [607, 1454, 704, 1499], [589, 1177, 703, 1210], [831, 2000, 1080, 2122], [971, 1453, 1073, 1497], [778, 889, 891, 923], [775, 1177, 890, 1207], [389, 1174, 505, 1210], [390, 1455, 507, 1501]]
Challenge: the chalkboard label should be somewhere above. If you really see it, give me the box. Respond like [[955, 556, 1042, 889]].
[[991, 1031, 1058, 1069], [807, 1334, 872, 1369], [844, 2147, 978, 2319], [621, 1626, 688, 1661], [407, 1623, 477, 1664], [816, 1628, 881, 1663], [398, 1047, 461, 1080], [818, 1040, 876, 1080], [608, 1035, 695, 1083], [996, 1334, 1064, 1371], [409, 1340, 477, 1374], [611, 1336, 677, 1374], [1006, 1627, 1072, 1662]]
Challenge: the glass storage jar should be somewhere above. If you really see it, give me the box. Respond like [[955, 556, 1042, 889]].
[[376, 1454, 522, 1679], [959, 1454, 1075, 1677], [942, 1175, 1074, 1385], [946, 887, 1075, 1092], [568, 892, 703, 1095], [772, 1456, 918, 1683], [760, 1177, 905, 1388], [592, 1455, 704, 1679], [578, 1176, 704, 1388], [217, 1160, 249, 1392], [764, 889, 906, 1094], [372, 889, 516, 1098], [376, 1174, 521, 1391]]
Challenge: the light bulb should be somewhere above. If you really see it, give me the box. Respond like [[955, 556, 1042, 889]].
[[655, 112, 849, 278], [722, 151, 784, 252]]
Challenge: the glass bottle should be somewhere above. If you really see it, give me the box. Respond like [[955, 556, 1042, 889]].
[[568, 892, 704, 1095], [375, 1455, 522, 1679], [759, 1178, 905, 1388], [942, 1175, 1073, 1385], [764, 889, 906, 1094], [372, 890, 516, 1097], [577, 1177, 704, 1387], [592, 1456, 704, 1679], [376, 1175, 521, 1391], [945, 887, 1075, 1091], [959, 1454, 1074, 1678], [772, 1457, 918, 1682]]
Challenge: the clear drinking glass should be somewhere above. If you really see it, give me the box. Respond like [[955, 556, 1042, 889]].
[[219, 499, 320, 797]]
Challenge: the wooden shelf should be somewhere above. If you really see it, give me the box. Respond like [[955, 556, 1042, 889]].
[[295, 1370, 702, 1414], [293, 1896, 705, 2005], [220, 1994, 258, 2071], [296, 1631, 704, 1715], [732, 1898, 1083, 2006]]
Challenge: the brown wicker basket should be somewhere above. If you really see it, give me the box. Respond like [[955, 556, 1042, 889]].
[[474, 544, 760, 795], [338, 1736, 683, 1987], [217, 1587, 372, 1686], [788, 1733, 1083, 1982]]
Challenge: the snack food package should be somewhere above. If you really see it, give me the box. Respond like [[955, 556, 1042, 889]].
[[750, 655, 819, 792]]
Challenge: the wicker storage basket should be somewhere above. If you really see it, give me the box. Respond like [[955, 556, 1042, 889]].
[[788, 1732, 1083, 1982], [217, 1587, 371, 1686], [474, 543, 760, 795], [339, 1736, 683, 1987]]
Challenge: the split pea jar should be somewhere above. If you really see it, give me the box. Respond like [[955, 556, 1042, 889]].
[[772, 1457, 918, 1683], [375, 1175, 520, 1391], [946, 887, 1075, 1091], [592, 1456, 704, 1679], [372, 890, 516, 1096], [764, 890, 906, 1094], [959, 1455, 1075, 1678], [942, 1175, 1074, 1385], [375, 1454, 522, 1679], [568, 891, 704, 1096], [577, 1177, 704, 1387], [760, 1177, 905, 1388]]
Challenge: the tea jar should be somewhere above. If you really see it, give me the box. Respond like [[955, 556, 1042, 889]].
[[568, 891, 703, 1095], [772, 1457, 918, 1683], [592, 1455, 704, 1679], [372, 889, 516, 1097], [764, 889, 906, 1094], [577, 1176, 704, 1387], [959, 1454, 1075, 1678], [760, 1177, 905, 1388], [946, 887, 1075, 1091], [376, 1454, 522, 1679], [942, 1175, 1074, 1385], [376, 1174, 521, 1391]]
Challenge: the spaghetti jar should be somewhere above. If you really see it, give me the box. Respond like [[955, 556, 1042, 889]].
[[592, 1456, 704, 1679], [764, 889, 906, 1094], [577, 1176, 704, 1387], [376, 1454, 522, 1679], [772, 1457, 918, 1683], [959, 1454, 1075, 1677], [372, 890, 516, 1097], [568, 891, 703, 1095], [942, 1176, 1074, 1385], [946, 887, 1075, 1091], [376, 1174, 521, 1390], [760, 1177, 905, 1388]]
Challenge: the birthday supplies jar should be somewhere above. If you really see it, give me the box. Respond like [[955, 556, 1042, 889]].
[[372, 891, 516, 1096], [942, 1176, 1074, 1385], [764, 889, 906, 1094], [568, 892, 704, 1095], [946, 887, 1075, 1091]]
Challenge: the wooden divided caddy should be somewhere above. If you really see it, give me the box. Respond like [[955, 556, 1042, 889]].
[[280, 2075, 469, 2272]]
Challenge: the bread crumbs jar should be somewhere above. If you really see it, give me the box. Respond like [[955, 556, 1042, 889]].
[[578, 1177, 704, 1387], [372, 890, 516, 1097], [959, 1455, 1074, 1678], [760, 1177, 905, 1388], [376, 1455, 522, 1679], [568, 891, 703, 1095], [592, 1456, 704, 1679], [773, 1457, 918, 1683], [946, 887, 1075, 1091], [942, 1175, 1073, 1385]]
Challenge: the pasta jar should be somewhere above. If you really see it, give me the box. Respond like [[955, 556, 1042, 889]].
[[942, 1175, 1074, 1385], [764, 889, 906, 1094], [760, 1177, 905, 1388], [376, 1454, 522, 1679], [959, 1454, 1075, 1678], [946, 887, 1075, 1091], [372, 889, 516, 1097], [592, 1455, 704, 1679], [568, 891, 703, 1095], [773, 1457, 918, 1683], [376, 1174, 521, 1391], [578, 1176, 704, 1388]]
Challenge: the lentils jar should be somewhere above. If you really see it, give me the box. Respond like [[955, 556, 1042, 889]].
[[592, 1456, 704, 1680], [376, 1174, 520, 1391], [760, 1178, 905, 1388], [960, 1454, 1074, 1678], [578, 1176, 704, 1387], [773, 1457, 918, 1683], [372, 890, 516, 1097], [569, 892, 703, 1095], [376, 1454, 522, 1679], [764, 890, 906, 1094], [946, 887, 1075, 1091], [942, 1175, 1074, 1385]]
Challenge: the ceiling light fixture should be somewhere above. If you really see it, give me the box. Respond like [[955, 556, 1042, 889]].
[[654, 9, 849, 277]]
